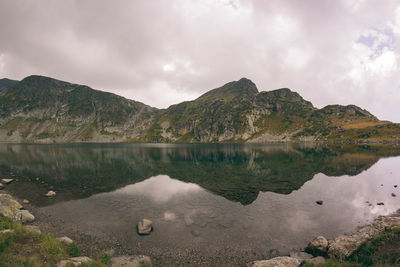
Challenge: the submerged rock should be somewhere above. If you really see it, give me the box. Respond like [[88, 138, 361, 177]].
[[137, 219, 153, 235], [392, 193, 397, 197], [23, 199, 30, 204], [1, 178, 13, 184], [249, 256, 300, 267], [306, 236, 328, 256], [377, 202, 384, 205], [45, 190, 56, 197], [110, 255, 152, 267], [316, 200, 323, 205]]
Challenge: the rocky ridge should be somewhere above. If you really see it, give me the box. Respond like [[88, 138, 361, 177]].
[[0, 75, 398, 143]]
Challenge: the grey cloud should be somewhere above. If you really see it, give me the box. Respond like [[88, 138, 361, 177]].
[[0, 0, 399, 121]]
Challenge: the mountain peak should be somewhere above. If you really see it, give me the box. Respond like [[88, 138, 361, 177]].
[[197, 78, 258, 101]]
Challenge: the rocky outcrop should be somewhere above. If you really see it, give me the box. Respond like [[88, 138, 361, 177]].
[[110, 255, 152, 267], [328, 215, 400, 259], [248, 256, 301, 267], [0, 193, 35, 222], [56, 236, 73, 244]]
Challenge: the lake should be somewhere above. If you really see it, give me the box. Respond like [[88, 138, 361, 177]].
[[1, 143, 400, 266]]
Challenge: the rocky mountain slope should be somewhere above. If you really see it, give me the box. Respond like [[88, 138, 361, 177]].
[[0, 75, 398, 143]]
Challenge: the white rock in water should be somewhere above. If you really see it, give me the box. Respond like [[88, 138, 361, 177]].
[[45, 190, 56, 197], [250, 256, 301, 267], [20, 209, 35, 223], [110, 255, 152, 267], [57, 236, 73, 244], [1, 179, 13, 184], [137, 219, 153, 235], [23, 199, 30, 204]]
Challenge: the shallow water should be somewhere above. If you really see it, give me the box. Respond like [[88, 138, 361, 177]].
[[1, 143, 400, 264]]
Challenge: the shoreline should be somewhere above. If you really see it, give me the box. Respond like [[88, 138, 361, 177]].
[[2, 189, 400, 266]]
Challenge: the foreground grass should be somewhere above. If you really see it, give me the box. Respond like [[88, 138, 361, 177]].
[[0, 215, 110, 267], [304, 228, 400, 267]]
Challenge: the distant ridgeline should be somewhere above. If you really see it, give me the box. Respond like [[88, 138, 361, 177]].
[[0, 75, 399, 143]]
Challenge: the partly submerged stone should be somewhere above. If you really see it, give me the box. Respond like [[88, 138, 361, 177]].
[[249, 256, 301, 267], [289, 251, 313, 261], [306, 236, 328, 256], [45, 190, 56, 197], [137, 219, 153, 235], [110, 255, 152, 267], [23, 199, 30, 204]]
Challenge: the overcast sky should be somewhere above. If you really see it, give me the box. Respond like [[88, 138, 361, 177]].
[[0, 0, 399, 121]]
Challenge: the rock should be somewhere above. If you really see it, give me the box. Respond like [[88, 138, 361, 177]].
[[1, 178, 13, 184], [57, 236, 73, 244], [328, 216, 400, 259], [45, 190, 56, 197], [137, 219, 153, 235], [0, 193, 23, 221], [289, 251, 313, 261], [377, 202, 384, 205], [57, 256, 92, 267], [249, 256, 301, 267], [191, 228, 200, 237], [20, 209, 35, 223], [23, 199, 30, 204], [0, 183, 4, 190], [110, 255, 152, 267], [0, 229, 14, 234], [24, 225, 41, 234], [395, 185, 398, 188], [306, 236, 328, 256], [392, 193, 397, 197], [316, 200, 323, 205], [304, 256, 326, 264]]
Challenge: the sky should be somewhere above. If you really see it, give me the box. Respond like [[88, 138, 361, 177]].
[[0, 0, 399, 122]]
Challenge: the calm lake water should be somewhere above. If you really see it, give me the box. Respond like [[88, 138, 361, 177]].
[[1, 143, 400, 265]]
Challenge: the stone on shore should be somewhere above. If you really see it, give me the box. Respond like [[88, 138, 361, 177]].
[[249, 256, 301, 267], [20, 209, 35, 223], [306, 236, 328, 256], [328, 215, 400, 259], [24, 225, 41, 234], [110, 255, 152, 267], [57, 256, 92, 267], [1, 178, 13, 184], [45, 190, 56, 197], [137, 219, 153, 235], [57, 236, 73, 244]]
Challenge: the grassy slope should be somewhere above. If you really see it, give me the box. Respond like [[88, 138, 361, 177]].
[[0, 215, 109, 267]]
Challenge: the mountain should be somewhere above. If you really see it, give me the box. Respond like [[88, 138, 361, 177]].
[[0, 75, 398, 143]]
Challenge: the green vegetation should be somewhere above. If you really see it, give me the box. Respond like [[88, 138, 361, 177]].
[[303, 228, 400, 267], [0, 215, 109, 267]]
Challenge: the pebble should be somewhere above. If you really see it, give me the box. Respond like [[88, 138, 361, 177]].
[[392, 193, 397, 197], [1, 178, 13, 184], [316, 200, 323, 205], [45, 191, 56, 197], [377, 202, 385, 205], [23, 199, 30, 204]]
